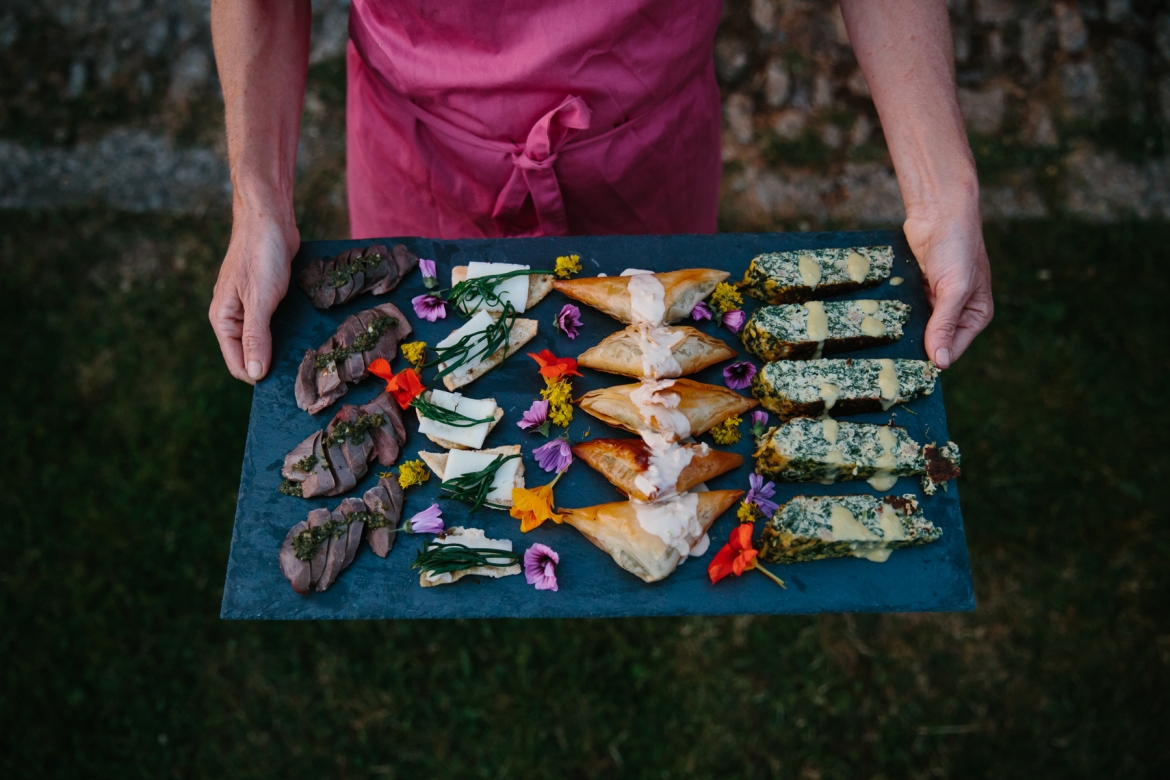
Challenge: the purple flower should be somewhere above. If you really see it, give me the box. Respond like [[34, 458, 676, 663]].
[[554, 304, 583, 340], [722, 309, 746, 333], [750, 410, 769, 437], [533, 438, 573, 473], [518, 399, 550, 434], [723, 360, 757, 390], [412, 293, 447, 322], [419, 258, 438, 289], [690, 300, 714, 322], [746, 473, 780, 517], [407, 503, 444, 534], [524, 543, 560, 591]]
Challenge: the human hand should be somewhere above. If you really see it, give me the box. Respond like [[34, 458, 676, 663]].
[[903, 197, 994, 369], [209, 212, 299, 383]]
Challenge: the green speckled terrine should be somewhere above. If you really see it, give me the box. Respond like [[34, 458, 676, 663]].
[[752, 418, 961, 492], [742, 246, 894, 304], [750, 358, 939, 421], [757, 494, 942, 564], [742, 300, 911, 361]]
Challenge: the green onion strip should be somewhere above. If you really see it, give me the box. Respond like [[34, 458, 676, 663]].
[[411, 542, 521, 577], [437, 453, 520, 512]]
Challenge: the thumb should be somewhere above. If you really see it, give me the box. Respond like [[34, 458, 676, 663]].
[[241, 299, 276, 382], [924, 280, 970, 370]]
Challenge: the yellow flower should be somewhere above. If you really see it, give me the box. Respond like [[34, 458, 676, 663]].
[[510, 483, 565, 533], [549, 402, 573, 427], [554, 254, 582, 279], [397, 459, 430, 489], [737, 501, 759, 523], [540, 378, 573, 405], [709, 282, 743, 314], [400, 341, 427, 371], [710, 415, 743, 445]]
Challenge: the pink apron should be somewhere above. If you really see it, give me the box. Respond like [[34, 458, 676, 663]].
[[345, 0, 723, 240]]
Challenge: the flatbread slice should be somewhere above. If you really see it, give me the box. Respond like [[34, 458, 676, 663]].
[[417, 444, 525, 509], [439, 317, 538, 391]]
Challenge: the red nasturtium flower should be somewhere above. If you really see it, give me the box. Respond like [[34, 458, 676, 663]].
[[368, 359, 425, 409], [708, 523, 786, 588], [527, 349, 583, 382], [708, 524, 759, 583]]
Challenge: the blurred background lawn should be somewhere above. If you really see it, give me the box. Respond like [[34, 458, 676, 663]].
[[3, 1, 1170, 778]]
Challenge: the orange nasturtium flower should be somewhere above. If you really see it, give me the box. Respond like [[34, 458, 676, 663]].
[[528, 349, 583, 383], [510, 468, 569, 532], [708, 524, 786, 588], [368, 359, 425, 410]]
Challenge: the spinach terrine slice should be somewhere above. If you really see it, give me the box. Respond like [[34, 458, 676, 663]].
[[751, 358, 939, 421], [757, 494, 942, 564], [742, 300, 911, 361], [753, 417, 961, 494], [742, 246, 894, 304]]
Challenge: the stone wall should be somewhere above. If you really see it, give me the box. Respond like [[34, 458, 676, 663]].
[[0, 0, 1167, 228]]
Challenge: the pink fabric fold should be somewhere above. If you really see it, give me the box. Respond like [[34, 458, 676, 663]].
[[346, 0, 723, 240]]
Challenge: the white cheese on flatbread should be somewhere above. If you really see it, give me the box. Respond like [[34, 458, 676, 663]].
[[466, 261, 530, 313], [416, 390, 498, 450]]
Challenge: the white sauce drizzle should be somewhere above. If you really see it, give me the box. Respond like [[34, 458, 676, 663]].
[[798, 254, 821, 289], [866, 425, 899, 491], [877, 358, 900, 410], [632, 492, 702, 558], [635, 325, 685, 378], [628, 379, 692, 441], [819, 382, 840, 410], [860, 316, 887, 337], [889, 276, 904, 286], [625, 273, 667, 327], [633, 433, 701, 501], [846, 251, 870, 283], [805, 300, 828, 358]]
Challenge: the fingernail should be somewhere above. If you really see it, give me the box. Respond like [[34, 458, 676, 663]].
[[248, 361, 263, 379], [936, 348, 951, 368]]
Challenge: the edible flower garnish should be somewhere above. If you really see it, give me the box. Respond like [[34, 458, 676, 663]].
[[554, 254, 582, 279], [708, 524, 785, 588], [722, 309, 746, 334], [518, 399, 551, 436], [400, 340, 428, 371], [720, 308, 748, 334], [528, 349, 583, 382], [710, 282, 743, 313], [749, 410, 769, 438], [541, 379, 574, 427], [690, 300, 713, 321], [383, 366, 427, 409], [407, 503, 444, 534], [524, 543, 560, 591], [419, 258, 438, 289], [533, 438, 573, 473], [510, 468, 568, 532], [554, 304, 582, 340], [723, 360, 757, 390], [745, 473, 779, 517], [736, 502, 759, 523], [709, 415, 743, 445], [412, 292, 447, 322], [397, 460, 430, 490]]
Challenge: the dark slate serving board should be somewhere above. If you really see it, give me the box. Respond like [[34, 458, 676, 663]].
[[221, 231, 975, 619]]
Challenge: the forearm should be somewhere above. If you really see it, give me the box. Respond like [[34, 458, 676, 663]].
[[839, 0, 977, 217], [211, 0, 311, 227]]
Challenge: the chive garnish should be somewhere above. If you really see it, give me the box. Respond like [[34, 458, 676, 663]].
[[411, 395, 496, 428], [446, 269, 551, 317], [425, 303, 518, 381], [437, 453, 520, 512], [411, 542, 521, 577]]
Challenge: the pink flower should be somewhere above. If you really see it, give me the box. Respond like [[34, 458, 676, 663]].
[[533, 438, 572, 473], [412, 293, 447, 322], [554, 304, 582, 340], [722, 309, 746, 333], [419, 259, 438, 289], [746, 473, 779, 517], [723, 360, 757, 390], [690, 300, 713, 322], [524, 543, 560, 591], [750, 410, 769, 437], [407, 503, 444, 534], [518, 399, 550, 434]]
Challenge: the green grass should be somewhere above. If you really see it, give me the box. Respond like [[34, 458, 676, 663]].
[[2, 211, 1168, 778]]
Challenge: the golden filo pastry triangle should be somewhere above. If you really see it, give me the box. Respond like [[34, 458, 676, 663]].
[[552, 269, 729, 325], [572, 438, 744, 502], [576, 325, 737, 379], [577, 378, 758, 439], [559, 490, 744, 582]]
